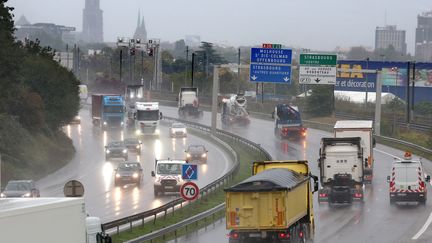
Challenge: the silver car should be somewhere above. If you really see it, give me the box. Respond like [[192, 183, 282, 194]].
[[0, 180, 40, 198]]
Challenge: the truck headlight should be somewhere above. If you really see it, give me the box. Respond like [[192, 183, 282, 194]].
[[121, 122, 124, 126], [182, 129, 187, 133], [22, 192, 31, 197], [106, 150, 111, 154], [136, 145, 140, 149], [133, 173, 139, 178], [116, 174, 121, 178], [103, 121, 107, 126], [202, 153, 207, 158], [135, 130, 141, 135], [155, 129, 160, 135], [186, 153, 191, 158], [122, 149, 127, 153], [0, 193, 6, 198]]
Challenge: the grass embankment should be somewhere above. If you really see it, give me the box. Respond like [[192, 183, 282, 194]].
[[0, 114, 75, 187], [111, 129, 260, 243]]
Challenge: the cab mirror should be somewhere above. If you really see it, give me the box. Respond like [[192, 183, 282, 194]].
[[426, 175, 431, 182], [151, 171, 155, 177], [373, 137, 376, 148], [271, 111, 275, 119], [386, 175, 390, 183], [159, 112, 163, 120]]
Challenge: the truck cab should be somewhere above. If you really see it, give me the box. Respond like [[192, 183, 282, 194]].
[[178, 87, 203, 118], [387, 152, 430, 205], [134, 102, 162, 136], [151, 159, 186, 197], [101, 95, 125, 129]]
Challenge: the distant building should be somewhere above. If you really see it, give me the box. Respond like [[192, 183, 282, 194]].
[[15, 21, 76, 44], [133, 11, 147, 42], [82, 0, 103, 43], [185, 35, 201, 47], [375, 25, 406, 55], [415, 11, 432, 61]]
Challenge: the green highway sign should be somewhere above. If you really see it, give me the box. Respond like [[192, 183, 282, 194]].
[[300, 54, 337, 66]]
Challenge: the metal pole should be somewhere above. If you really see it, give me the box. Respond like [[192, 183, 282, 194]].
[[411, 62, 415, 119], [406, 62, 410, 124], [211, 66, 219, 134], [261, 83, 264, 104], [132, 52, 136, 84], [374, 71, 382, 136], [365, 58, 369, 108], [66, 44, 69, 70], [185, 46, 189, 86], [237, 48, 241, 93], [141, 50, 144, 85], [191, 53, 195, 87], [120, 49, 123, 83], [129, 51, 132, 84]]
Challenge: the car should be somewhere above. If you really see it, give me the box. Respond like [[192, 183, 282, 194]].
[[170, 122, 187, 138], [114, 162, 143, 187], [124, 137, 142, 153], [105, 141, 128, 161], [185, 145, 208, 163], [151, 159, 186, 197], [0, 180, 40, 198], [70, 115, 81, 125]]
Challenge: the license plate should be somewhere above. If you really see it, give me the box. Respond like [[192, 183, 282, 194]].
[[165, 186, 173, 189], [398, 193, 407, 196], [249, 233, 261, 238]]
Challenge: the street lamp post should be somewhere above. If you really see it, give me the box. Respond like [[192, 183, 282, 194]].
[[364, 57, 369, 109]]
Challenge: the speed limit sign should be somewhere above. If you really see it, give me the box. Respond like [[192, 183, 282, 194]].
[[180, 182, 199, 201]]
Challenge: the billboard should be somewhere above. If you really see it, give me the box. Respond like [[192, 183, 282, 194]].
[[334, 61, 432, 103]]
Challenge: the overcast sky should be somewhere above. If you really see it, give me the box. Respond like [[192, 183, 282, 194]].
[[7, 0, 432, 54]]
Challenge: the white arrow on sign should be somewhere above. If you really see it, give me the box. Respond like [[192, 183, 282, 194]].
[[251, 75, 257, 81], [283, 77, 290, 82]]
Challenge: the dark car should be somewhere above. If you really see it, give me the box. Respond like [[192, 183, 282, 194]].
[[114, 162, 143, 187], [185, 145, 208, 163], [105, 141, 128, 161], [124, 137, 142, 153], [0, 180, 40, 198]]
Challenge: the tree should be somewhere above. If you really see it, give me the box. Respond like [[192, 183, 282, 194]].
[[199, 42, 226, 65], [306, 85, 333, 116], [346, 46, 371, 60]]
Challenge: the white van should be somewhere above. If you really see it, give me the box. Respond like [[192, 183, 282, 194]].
[[387, 152, 430, 205], [151, 159, 187, 197], [78, 84, 88, 101]]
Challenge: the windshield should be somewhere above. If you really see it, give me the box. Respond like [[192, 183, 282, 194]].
[[108, 141, 124, 148], [172, 123, 185, 128], [124, 139, 139, 145], [137, 110, 159, 121], [188, 146, 205, 153], [103, 106, 124, 113], [118, 163, 140, 171], [5, 182, 31, 191], [157, 163, 182, 175]]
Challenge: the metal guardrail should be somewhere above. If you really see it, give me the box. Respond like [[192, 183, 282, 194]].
[[101, 115, 272, 235], [376, 135, 432, 155]]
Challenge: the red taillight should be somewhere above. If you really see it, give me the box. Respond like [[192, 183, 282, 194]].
[[229, 233, 239, 239], [299, 231, 304, 238], [278, 232, 290, 239], [319, 193, 327, 198], [354, 193, 363, 198]]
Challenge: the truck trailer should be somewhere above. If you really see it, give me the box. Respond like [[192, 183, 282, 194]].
[[0, 198, 110, 243], [178, 87, 203, 118], [317, 137, 364, 205], [91, 94, 125, 129], [225, 161, 318, 243], [334, 120, 375, 184], [272, 104, 306, 139]]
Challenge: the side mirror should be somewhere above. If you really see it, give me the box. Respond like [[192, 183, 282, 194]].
[[134, 113, 137, 119], [104, 146, 107, 149], [159, 112, 163, 119], [311, 175, 319, 193], [151, 171, 155, 177], [364, 158, 368, 168], [271, 111, 275, 119], [373, 137, 376, 148], [386, 175, 390, 183], [176, 97, 179, 102], [426, 175, 431, 182]]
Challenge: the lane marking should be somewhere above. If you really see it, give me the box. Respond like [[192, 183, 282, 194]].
[[412, 211, 432, 240], [374, 148, 401, 160]]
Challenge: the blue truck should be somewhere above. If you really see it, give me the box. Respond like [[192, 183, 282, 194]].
[[272, 104, 306, 139], [92, 94, 125, 129]]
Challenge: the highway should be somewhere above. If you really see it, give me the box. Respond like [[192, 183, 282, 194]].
[[159, 105, 432, 243], [35, 105, 234, 223]]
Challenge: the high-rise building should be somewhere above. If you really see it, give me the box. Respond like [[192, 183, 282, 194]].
[[133, 11, 147, 42], [375, 25, 406, 55], [82, 0, 103, 43], [415, 11, 432, 61]]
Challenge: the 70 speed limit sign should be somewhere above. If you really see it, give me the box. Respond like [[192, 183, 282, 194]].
[[180, 182, 199, 201]]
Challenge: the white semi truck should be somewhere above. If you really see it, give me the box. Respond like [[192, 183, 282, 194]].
[[134, 102, 162, 136], [334, 120, 375, 184], [0, 197, 110, 243], [317, 137, 364, 205]]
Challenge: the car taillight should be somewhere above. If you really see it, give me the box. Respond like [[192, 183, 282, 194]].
[[299, 231, 304, 238], [319, 193, 327, 198], [278, 232, 290, 239], [354, 193, 363, 198]]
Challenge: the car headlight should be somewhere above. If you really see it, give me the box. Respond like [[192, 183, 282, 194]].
[[202, 153, 207, 158], [136, 145, 140, 149], [133, 173, 139, 178], [106, 149, 110, 154], [103, 121, 107, 126], [155, 129, 160, 135], [116, 174, 121, 178], [121, 122, 124, 125], [135, 130, 141, 135], [22, 192, 31, 197], [122, 149, 127, 153], [0, 193, 6, 198], [186, 153, 191, 158]]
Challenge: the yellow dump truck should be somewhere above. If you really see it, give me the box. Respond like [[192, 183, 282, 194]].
[[225, 160, 318, 243]]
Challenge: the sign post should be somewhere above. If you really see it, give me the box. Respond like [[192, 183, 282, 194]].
[[299, 54, 337, 85]]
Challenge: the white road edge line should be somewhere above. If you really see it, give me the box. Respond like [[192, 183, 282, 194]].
[[412, 211, 432, 240]]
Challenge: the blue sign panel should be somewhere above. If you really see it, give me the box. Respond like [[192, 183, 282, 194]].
[[250, 48, 292, 65], [250, 64, 291, 83], [335, 60, 432, 103], [182, 164, 198, 180]]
